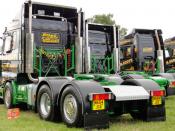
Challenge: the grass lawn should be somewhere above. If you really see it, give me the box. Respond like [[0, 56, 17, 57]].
[[0, 96, 175, 131]]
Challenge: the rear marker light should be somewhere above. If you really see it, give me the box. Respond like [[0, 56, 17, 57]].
[[88, 93, 113, 101], [150, 90, 165, 96]]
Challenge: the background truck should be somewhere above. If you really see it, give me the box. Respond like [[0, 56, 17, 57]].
[[84, 23, 165, 121], [0, 1, 165, 129], [120, 29, 175, 95]]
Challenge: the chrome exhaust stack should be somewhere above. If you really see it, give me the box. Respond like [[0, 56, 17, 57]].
[[75, 11, 83, 74], [155, 30, 164, 73], [85, 22, 91, 73], [26, 0, 38, 83], [113, 25, 120, 72], [26, 0, 34, 73]]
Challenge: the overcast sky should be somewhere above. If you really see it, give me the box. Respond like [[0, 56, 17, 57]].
[[0, 0, 174, 40]]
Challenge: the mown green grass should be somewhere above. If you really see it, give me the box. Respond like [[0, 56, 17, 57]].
[[0, 96, 175, 131]]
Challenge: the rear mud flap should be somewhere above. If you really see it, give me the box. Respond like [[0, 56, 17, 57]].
[[146, 106, 166, 121], [84, 112, 109, 129]]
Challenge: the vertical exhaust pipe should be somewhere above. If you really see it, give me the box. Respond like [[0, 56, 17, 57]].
[[26, 0, 33, 73], [75, 11, 83, 74], [26, 0, 38, 82], [26, 0, 34, 73], [85, 23, 91, 73], [113, 25, 120, 72], [155, 30, 164, 73]]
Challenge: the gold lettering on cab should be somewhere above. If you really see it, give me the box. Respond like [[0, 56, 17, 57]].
[[41, 33, 60, 44], [166, 59, 175, 65], [121, 59, 133, 66]]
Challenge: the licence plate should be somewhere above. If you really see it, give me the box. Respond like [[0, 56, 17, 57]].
[[92, 100, 105, 110], [152, 96, 162, 106]]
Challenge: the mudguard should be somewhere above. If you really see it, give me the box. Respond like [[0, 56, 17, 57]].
[[121, 79, 166, 121], [68, 80, 109, 129], [35, 77, 70, 107], [121, 79, 160, 92]]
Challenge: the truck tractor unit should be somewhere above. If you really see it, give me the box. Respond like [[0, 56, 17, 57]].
[[84, 22, 165, 121], [120, 29, 175, 95], [0, 1, 165, 129]]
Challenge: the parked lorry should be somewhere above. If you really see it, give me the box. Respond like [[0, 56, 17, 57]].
[[0, 1, 165, 129], [120, 29, 175, 95], [84, 22, 165, 121]]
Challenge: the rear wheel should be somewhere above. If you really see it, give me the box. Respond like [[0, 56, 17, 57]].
[[60, 86, 83, 127], [4, 82, 13, 109], [37, 85, 55, 121]]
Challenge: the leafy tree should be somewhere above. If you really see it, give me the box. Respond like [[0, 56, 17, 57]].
[[88, 13, 127, 38]]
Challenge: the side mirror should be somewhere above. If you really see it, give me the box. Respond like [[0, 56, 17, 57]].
[[0, 27, 8, 55]]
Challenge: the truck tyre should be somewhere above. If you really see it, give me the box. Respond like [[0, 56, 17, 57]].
[[4, 82, 13, 109], [37, 85, 54, 121], [60, 85, 83, 127]]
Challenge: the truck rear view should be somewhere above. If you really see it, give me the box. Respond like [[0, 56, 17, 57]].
[[0, 1, 114, 129]]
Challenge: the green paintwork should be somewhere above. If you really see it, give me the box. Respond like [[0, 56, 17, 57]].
[[34, 45, 75, 77], [166, 69, 175, 73], [149, 76, 169, 90], [11, 81, 28, 105], [91, 54, 114, 74], [74, 74, 117, 86]]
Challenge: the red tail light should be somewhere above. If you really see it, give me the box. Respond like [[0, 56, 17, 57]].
[[150, 90, 165, 96], [88, 93, 113, 101]]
